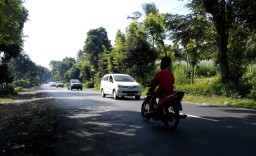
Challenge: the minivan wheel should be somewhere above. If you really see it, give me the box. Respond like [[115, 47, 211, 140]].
[[135, 96, 140, 100], [113, 90, 118, 99], [101, 89, 106, 97]]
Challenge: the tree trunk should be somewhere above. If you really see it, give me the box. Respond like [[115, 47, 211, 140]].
[[192, 65, 195, 84], [218, 0, 230, 83], [203, 0, 230, 83]]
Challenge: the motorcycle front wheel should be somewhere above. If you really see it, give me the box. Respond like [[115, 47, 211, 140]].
[[164, 104, 180, 130], [141, 100, 150, 121]]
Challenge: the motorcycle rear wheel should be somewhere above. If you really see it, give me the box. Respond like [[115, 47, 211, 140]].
[[141, 100, 150, 121], [164, 105, 179, 130]]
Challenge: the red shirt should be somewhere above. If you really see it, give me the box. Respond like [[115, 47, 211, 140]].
[[151, 70, 175, 97]]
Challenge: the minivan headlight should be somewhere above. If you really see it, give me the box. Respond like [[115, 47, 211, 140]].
[[117, 84, 125, 88]]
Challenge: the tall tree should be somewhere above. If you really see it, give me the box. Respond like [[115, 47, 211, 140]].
[[167, 13, 216, 84], [0, 63, 13, 83], [9, 52, 47, 85], [189, 0, 256, 83], [142, 2, 158, 16], [0, 0, 28, 62], [111, 30, 126, 73], [0, 0, 28, 84], [82, 27, 112, 72], [124, 22, 158, 81], [143, 3, 167, 56], [49, 57, 75, 81], [245, 32, 256, 73], [76, 60, 93, 82], [65, 64, 80, 81]]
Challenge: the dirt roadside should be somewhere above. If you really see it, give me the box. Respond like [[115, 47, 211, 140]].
[[0, 87, 59, 155]]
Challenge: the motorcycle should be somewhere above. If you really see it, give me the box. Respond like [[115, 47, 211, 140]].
[[141, 82, 186, 130]]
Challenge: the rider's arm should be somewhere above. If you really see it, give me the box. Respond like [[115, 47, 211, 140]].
[[150, 72, 160, 91]]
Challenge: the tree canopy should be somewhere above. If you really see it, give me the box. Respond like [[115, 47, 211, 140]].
[[0, 0, 28, 62]]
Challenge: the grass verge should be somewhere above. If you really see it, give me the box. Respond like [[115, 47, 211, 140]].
[[183, 94, 256, 110]]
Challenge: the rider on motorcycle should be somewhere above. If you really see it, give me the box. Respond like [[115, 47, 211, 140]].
[[150, 56, 186, 118]]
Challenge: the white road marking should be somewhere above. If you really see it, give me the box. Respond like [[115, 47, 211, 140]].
[[187, 114, 220, 122]]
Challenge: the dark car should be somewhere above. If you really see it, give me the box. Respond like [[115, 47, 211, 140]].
[[68, 79, 82, 90]]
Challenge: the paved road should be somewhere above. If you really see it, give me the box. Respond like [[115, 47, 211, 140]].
[[41, 85, 256, 156]]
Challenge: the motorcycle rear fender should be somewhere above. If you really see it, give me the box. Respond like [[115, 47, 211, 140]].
[[158, 94, 175, 108], [158, 91, 184, 110]]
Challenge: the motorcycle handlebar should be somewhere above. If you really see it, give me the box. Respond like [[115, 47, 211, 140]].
[[143, 82, 151, 87]]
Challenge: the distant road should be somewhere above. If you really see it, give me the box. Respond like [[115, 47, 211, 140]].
[[41, 84, 256, 156]]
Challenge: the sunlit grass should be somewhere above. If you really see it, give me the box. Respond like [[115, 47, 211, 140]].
[[0, 97, 11, 103], [183, 94, 256, 110]]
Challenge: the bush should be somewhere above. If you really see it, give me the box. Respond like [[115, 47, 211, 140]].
[[175, 79, 251, 98], [249, 86, 256, 101], [243, 70, 256, 100], [85, 81, 94, 88], [0, 86, 17, 95], [175, 83, 212, 96], [196, 62, 217, 77], [173, 63, 188, 84]]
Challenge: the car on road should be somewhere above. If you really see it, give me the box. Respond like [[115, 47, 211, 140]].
[[49, 81, 56, 87], [68, 79, 83, 90], [100, 73, 142, 100], [56, 81, 64, 88]]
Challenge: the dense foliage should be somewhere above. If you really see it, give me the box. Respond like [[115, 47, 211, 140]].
[[48, 1, 255, 101], [0, 0, 51, 94]]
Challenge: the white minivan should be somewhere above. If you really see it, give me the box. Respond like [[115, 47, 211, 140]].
[[100, 74, 142, 100]]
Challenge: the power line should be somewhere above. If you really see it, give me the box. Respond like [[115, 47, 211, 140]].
[[171, 7, 188, 14], [157, 0, 169, 7], [167, 1, 189, 14], [145, 0, 189, 15], [168, 1, 188, 11]]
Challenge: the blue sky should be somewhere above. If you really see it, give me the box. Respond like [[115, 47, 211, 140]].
[[23, 0, 189, 68]]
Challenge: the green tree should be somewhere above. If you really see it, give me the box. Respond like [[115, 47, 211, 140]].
[[49, 57, 75, 81], [98, 47, 110, 78], [76, 60, 93, 82], [189, 0, 256, 83], [0, 0, 28, 62], [82, 27, 112, 72], [143, 3, 167, 56], [142, 2, 158, 16], [167, 13, 216, 84], [9, 52, 47, 86], [124, 22, 158, 81], [65, 65, 80, 81], [111, 30, 126, 73], [245, 32, 256, 74], [0, 63, 13, 83], [0, 0, 28, 84]]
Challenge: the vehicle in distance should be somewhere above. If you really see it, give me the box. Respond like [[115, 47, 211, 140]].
[[68, 79, 83, 90], [56, 81, 64, 88], [49, 82, 56, 87], [100, 74, 142, 100]]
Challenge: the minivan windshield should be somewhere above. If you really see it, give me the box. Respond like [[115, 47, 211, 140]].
[[113, 75, 135, 82], [71, 79, 80, 83]]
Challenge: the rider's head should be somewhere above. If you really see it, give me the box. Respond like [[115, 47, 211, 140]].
[[160, 56, 171, 70]]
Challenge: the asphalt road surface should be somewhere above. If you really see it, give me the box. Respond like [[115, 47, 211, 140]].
[[41, 84, 256, 156]]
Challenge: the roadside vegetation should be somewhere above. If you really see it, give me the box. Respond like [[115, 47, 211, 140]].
[[0, 89, 58, 155], [1, 1, 256, 110]]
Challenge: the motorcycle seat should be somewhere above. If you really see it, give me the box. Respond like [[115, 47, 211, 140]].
[[159, 92, 174, 99]]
